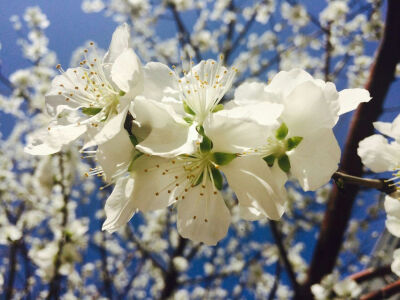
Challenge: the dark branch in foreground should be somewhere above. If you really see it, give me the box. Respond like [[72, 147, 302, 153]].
[[301, 1, 400, 298]]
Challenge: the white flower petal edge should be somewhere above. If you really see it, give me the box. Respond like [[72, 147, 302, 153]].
[[102, 175, 136, 233], [337, 88, 371, 115], [133, 97, 199, 157], [111, 48, 143, 96], [373, 114, 400, 140], [357, 134, 400, 173], [392, 248, 400, 277], [222, 156, 287, 220], [385, 195, 400, 237], [96, 129, 135, 182], [103, 22, 130, 64], [288, 128, 340, 191], [24, 123, 86, 155], [177, 178, 231, 246], [83, 106, 129, 149]]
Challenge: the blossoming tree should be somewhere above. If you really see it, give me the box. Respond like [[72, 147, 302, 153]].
[[1, 0, 400, 299]]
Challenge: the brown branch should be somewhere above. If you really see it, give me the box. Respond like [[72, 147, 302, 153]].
[[46, 154, 69, 300], [360, 279, 400, 300], [159, 237, 188, 299], [350, 265, 392, 284], [269, 220, 301, 296], [5, 240, 20, 300], [301, 1, 400, 298], [168, 4, 202, 62], [332, 171, 396, 194], [323, 22, 332, 81]]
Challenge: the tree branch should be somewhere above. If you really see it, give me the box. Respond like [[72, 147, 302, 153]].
[[269, 220, 301, 296], [302, 1, 400, 298], [360, 279, 400, 300], [350, 265, 392, 283], [46, 154, 69, 300], [168, 4, 202, 62], [332, 171, 396, 194]]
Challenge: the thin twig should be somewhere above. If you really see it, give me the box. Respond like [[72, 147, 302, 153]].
[[269, 220, 301, 296], [332, 171, 396, 194], [360, 279, 400, 300], [46, 153, 69, 300], [350, 265, 392, 283]]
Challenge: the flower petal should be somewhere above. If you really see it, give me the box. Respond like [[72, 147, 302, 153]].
[[134, 97, 199, 157], [217, 102, 284, 127], [104, 23, 130, 64], [265, 68, 314, 98], [338, 88, 371, 115], [142, 62, 179, 102], [289, 128, 340, 191], [83, 106, 128, 149], [177, 181, 230, 245], [131, 156, 177, 212], [234, 81, 278, 105], [374, 114, 400, 140], [46, 68, 87, 116], [204, 113, 272, 153], [282, 81, 339, 136], [357, 134, 400, 173], [111, 48, 143, 95], [385, 195, 400, 237], [102, 175, 136, 233], [222, 156, 287, 220], [392, 248, 400, 277], [24, 124, 86, 155], [96, 130, 135, 182]]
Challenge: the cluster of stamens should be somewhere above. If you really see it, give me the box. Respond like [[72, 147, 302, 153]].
[[53, 42, 121, 128], [169, 55, 238, 124], [143, 152, 219, 223]]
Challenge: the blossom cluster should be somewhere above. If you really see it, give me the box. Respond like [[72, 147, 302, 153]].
[[25, 23, 371, 245], [358, 114, 400, 276]]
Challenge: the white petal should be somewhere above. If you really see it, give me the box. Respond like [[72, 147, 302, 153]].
[[217, 102, 284, 127], [111, 48, 143, 95], [102, 175, 136, 233], [177, 181, 230, 245], [222, 156, 287, 220], [131, 156, 178, 212], [289, 129, 340, 191], [239, 205, 265, 221], [234, 81, 278, 104], [265, 68, 314, 98], [204, 113, 272, 153], [25, 124, 86, 155], [142, 62, 179, 102], [338, 88, 371, 115], [134, 97, 199, 157], [392, 248, 400, 277], [83, 106, 128, 149], [96, 130, 135, 182], [104, 23, 130, 64], [282, 81, 339, 136], [374, 114, 400, 139], [357, 135, 400, 173], [46, 68, 87, 116], [385, 195, 400, 237], [373, 121, 392, 137]]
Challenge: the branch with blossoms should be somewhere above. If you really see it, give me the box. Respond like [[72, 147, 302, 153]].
[[2, 1, 398, 299], [305, 2, 400, 298]]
